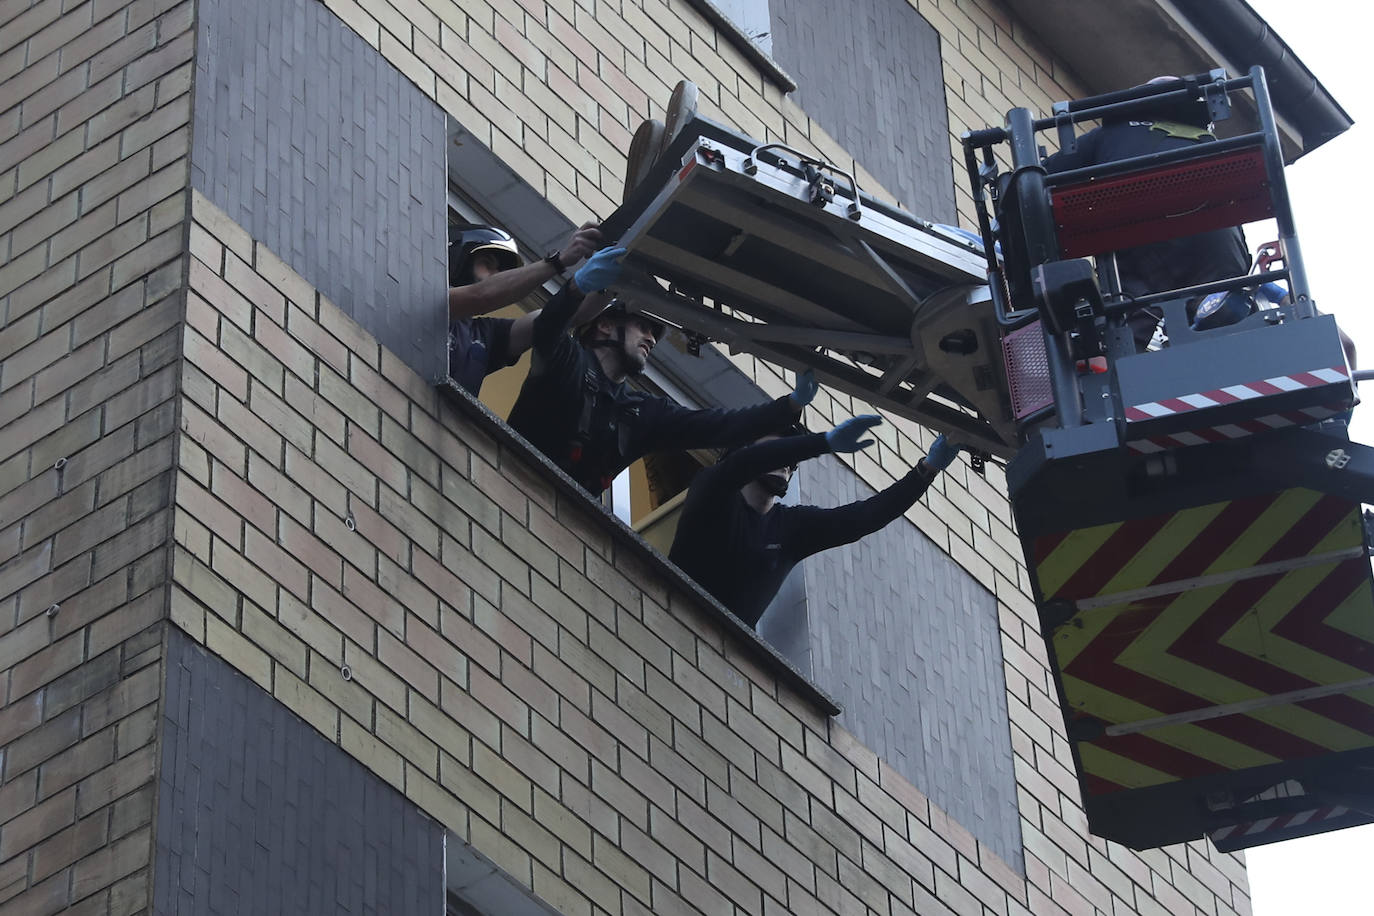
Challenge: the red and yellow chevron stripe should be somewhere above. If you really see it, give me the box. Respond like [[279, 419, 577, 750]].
[[1031, 488, 1374, 794]]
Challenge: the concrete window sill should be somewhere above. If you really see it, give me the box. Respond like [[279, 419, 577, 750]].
[[683, 0, 798, 94]]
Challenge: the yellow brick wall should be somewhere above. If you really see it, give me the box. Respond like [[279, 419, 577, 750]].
[[302, 0, 1252, 910], [174, 189, 1252, 915], [0, 0, 1261, 914], [0, 0, 195, 910], [317, 0, 1078, 594]]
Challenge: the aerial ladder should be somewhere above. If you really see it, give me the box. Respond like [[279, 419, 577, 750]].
[[603, 69, 1374, 851]]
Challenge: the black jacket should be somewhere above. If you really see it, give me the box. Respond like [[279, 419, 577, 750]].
[[669, 434, 935, 627], [507, 284, 799, 494], [449, 315, 517, 395]]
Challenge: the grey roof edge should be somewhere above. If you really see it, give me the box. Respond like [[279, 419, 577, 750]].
[[1175, 0, 1352, 157], [1003, 0, 1351, 162]]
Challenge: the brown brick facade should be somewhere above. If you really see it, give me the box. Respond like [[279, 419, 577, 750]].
[[163, 189, 1251, 915], [0, 0, 193, 910], [0, 0, 1257, 914]]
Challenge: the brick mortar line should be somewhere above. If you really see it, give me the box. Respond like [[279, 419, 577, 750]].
[[171, 215, 1055, 911], [170, 213, 1130, 914], [163, 7, 1248, 912], [186, 193, 841, 720], [146, 0, 201, 903]]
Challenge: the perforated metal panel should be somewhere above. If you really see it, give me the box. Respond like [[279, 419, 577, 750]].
[[1002, 320, 1053, 420], [1051, 146, 1273, 257]]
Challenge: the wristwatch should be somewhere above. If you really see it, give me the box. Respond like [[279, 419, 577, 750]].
[[543, 250, 567, 276]]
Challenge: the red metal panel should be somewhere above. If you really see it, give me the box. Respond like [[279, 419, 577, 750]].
[[1052, 146, 1272, 258]]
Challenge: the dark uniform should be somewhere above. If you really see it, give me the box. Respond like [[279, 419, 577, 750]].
[[449, 316, 517, 395], [507, 284, 799, 495], [669, 434, 936, 627], [1044, 116, 1250, 346]]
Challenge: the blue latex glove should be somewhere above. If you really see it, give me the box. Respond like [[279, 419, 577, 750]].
[[573, 246, 626, 292], [790, 369, 818, 409], [924, 434, 962, 471], [1255, 281, 1289, 306], [826, 415, 881, 453]]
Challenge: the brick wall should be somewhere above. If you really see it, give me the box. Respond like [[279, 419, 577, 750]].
[[0, 0, 1263, 915], [173, 189, 1252, 915], [298, 0, 1066, 599], [0, 0, 194, 911]]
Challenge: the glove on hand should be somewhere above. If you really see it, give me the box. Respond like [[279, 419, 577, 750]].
[[826, 415, 882, 453], [790, 369, 818, 409], [573, 246, 626, 293], [924, 434, 963, 471]]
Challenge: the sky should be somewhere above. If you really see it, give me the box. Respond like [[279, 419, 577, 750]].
[[1219, 1, 1374, 914]]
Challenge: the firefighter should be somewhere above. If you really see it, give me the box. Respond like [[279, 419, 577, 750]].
[[668, 419, 969, 627], [506, 247, 818, 495], [1042, 76, 1251, 348], [447, 221, 606, 395]]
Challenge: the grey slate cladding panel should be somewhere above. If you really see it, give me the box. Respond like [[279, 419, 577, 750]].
[[768, 0, 956, 223], [792, 454, 1023, 870], [155, 630, 444, 915], [192, 0, 448, 380]]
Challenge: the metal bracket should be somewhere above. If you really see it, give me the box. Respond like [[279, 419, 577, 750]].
[[1201, 67, 1233, 123], [802, 162, 837, 210], [843, 235, 934, 396], [1051, 102, 1077, 156], [1327, 448, 1353, 470], [743, 142, 863, 220]]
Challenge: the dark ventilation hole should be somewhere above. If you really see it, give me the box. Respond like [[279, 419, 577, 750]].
[[939, 328, 979, 355]]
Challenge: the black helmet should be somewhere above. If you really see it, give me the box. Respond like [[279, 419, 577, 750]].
[[580, 299, 666, 343], [448, 223, 522, 286]]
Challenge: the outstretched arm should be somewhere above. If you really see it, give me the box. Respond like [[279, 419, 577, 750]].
[[448, 260, 561, 321], [784, 434, 967, 557], [528, 278, 590, 358], [701, 433, 830, 496], [528, 246, 628, 356], [448, 222, 602, 321], [786, 462, 937, 558], [646, 395, 799, 454], [640, 370, 817, 455], [506, 290, 611, 360]]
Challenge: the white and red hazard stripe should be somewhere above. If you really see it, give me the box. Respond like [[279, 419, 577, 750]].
[[1125, 365, 1350, 423], [1127, 406, 1341, 454], [1210, 805, 1350, 845]]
